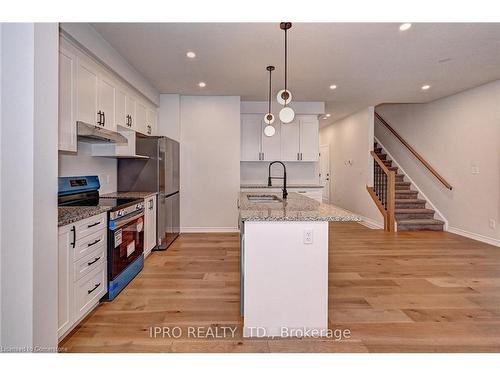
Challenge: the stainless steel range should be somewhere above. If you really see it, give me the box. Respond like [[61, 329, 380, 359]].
[[58, 175, 145, 301]]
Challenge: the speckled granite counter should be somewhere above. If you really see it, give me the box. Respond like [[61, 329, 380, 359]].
[[238, 192, 360, 222], [100, 191, 157, 199], [241, 184, 324, 189], [58, 206, 111, 227]]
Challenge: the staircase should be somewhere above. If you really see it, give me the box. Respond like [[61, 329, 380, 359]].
[[374, 142, 444, 231]]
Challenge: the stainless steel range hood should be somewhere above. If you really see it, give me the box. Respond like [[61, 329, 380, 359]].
[[77, 121, 128, 144]]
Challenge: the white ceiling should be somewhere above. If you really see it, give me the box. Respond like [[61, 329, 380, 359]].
[[91, 22, 500, 124]]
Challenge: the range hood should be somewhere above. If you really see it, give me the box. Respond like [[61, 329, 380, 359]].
[[77, 121, 128, 144]]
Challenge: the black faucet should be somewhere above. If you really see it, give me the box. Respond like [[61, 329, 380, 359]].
[[268, 161, 288, 199]]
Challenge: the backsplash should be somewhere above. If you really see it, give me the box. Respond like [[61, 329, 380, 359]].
[[58, 142, 117, 194], [240, 161, 320, 186]]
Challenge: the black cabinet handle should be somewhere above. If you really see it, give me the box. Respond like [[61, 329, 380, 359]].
[[97, 111, 102, 126], [87, 221, 101, 228], [87, 283, 101, 294], [87, 238, 101, 247], [70, 226, 76, 248], [102, 112, 105, 127], [87, 257, 101, 266]]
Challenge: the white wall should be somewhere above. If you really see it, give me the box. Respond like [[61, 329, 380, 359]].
[[59, 142, 117, 194], [240, 162, 320, 185], [159, 94, 180, 141], [0, 24, 3, 345], [1, 23, 58, 349], [59, 23, 160, 106], [376, 80, 500, 245], [180, 96, 241, 232], [320, 107, 383, 227]]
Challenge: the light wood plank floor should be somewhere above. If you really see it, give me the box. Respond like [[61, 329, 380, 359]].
[[60, 223, 500, 353]]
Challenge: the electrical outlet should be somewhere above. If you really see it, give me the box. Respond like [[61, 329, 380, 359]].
[[303, 228, 313, 244], [106, 174, 111, 184], [489, 219, 496, 229], [471, 165, 480, 175]]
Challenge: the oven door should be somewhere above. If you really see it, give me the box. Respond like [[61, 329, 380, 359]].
[[108, 211, 144, 280]]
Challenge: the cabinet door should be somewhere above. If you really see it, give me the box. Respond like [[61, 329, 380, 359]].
[[58, 227, 73, 338], [77, 57, 99, 126], [241, 114, 262, 161], [58, 44, 77, 152], [98, 74, 116, 131], [262, 122, 281, 161], [280, 119, 300, 161], [135, 101, 148, 135], [115, 88, 127, 128], [126, 95, 136, 130], [146, 107, 157, 136], [299, 116, 319, 161]]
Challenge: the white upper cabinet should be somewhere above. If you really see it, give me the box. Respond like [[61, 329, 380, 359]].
[[298, 115, 319, 161], [241, 114, 263, 161], [115, 87, 128, 129], [280, 118, 301, 161], [77, 55, 99, 127], [241, 113, 319, 162], [126, 94, 136, 130], [97, 73, 116, 131], [262, 122, 281, 161], [58, 39, 77, 152], [59, 35, 159, 152], [135, 101, 148, 135], [146, 107, 158, 136]]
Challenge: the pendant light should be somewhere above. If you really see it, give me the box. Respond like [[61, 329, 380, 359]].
[[263, 66, 275, 126], [278, 22, 295, 123]]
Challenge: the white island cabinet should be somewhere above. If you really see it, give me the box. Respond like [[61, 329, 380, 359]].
[[238, 192, 359, 337]]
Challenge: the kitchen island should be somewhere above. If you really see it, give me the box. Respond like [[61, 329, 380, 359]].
[[238, 192, 360, 338]]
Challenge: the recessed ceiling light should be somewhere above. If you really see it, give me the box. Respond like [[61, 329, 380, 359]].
[[326, 114, 331, 117], [399, 23, 412, 31], [186, 51, 196, 58], [329, 84, 337, 90], [198, 82, 206, 88], [421, 84, 430, 90]]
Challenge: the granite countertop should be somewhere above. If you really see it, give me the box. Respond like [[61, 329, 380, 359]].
[[58, 206, 111, 227], [241, 184, 325, 189], [238, 192, 360, 222], [100, 191, 157, 199]]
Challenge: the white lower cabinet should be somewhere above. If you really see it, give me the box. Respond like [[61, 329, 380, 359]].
[[144, 194, 157, 258], [58, 213, 108, 340]]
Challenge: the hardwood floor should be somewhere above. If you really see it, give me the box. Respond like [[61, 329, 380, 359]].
[[60, 223, 500, 353]]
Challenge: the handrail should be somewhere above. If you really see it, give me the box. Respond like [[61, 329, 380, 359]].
[[375, 112, 453, 190], [368, 151, 396, 232]]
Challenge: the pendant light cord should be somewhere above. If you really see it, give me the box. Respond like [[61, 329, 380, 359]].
[[268, 68, 272, 114], [284, 28, 288, 106]]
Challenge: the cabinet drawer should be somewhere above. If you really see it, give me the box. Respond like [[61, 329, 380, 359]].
[[74, 213, 107, 240], [73, 245, 106, 282], [74, 229, 107, 261], [75, 263, 107, 320]]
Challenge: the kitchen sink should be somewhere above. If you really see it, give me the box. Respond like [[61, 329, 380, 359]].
[[246, 194, 282, 203]]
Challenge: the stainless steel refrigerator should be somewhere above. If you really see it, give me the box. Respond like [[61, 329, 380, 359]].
[[118, 136, 180, 250]]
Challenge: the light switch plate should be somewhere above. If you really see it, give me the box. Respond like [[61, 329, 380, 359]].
[[489, 219, 496, 229]]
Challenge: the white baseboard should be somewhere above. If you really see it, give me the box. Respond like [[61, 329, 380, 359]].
[[447, 226, 500, 248], [358, 216, 384, 229], [181, 227, 240, 233]]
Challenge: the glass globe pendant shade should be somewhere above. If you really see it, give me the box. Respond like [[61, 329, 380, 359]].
[[276, 89, 292, 105], [263, 113, 275, 125], [263, 125, 276, 137], [279, 106, 295, 123]]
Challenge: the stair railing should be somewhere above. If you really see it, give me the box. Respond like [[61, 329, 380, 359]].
[[375, 112, 453, 190], [367, 151, 396, 232]]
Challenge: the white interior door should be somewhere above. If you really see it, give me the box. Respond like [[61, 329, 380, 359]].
[[319, 144, 330, 203]]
